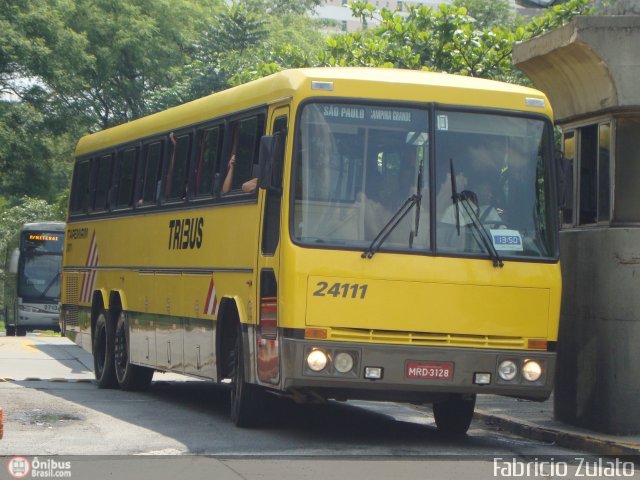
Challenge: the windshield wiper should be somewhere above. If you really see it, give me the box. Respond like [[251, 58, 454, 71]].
[[449, 158, 503, 268], [450, 158, 461, 235], [40, 271, 60, 299], [362, 194, 421, 259], [456, 193, 504, 268], [410, 156, 424, 248]]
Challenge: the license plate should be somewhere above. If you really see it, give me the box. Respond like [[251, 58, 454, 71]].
[[406, 361, 454, 380]]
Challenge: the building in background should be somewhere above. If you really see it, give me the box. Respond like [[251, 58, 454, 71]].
[[315, 0, 552, 32], [315, 0, 452, 32]]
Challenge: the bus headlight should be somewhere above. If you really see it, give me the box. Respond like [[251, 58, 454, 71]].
[[498, 360, 518, 381], [334, 352, 354, 373], [522, 360, 542, 382], [307, 349, 328, 372]]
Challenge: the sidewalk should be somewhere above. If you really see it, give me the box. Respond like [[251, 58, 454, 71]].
[[475, 394, 640, 457]]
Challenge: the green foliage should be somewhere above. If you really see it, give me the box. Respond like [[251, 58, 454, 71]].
[[322, 0, 594, 83], [0, 101, 74, 202], [3, 0, 219, 130], [452, 0, 517, 29], [151, 0, 325, 104], [241, 0, 322, 16]]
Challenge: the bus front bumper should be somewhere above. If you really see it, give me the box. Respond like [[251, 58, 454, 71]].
[[278, 338, 555, 403], [8, 307, 60, 331]]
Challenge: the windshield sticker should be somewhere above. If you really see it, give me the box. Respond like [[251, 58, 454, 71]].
[[437, 115, 449, 131], [369, 108, 412, 122], [321, 105, 365, 119], [319, 104, 416, 125], [490, 229, 524, 252]]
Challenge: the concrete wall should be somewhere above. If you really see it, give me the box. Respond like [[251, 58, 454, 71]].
[[556, 227, 640, 434]]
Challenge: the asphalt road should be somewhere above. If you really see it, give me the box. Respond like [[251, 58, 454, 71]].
[[0, 334, 606, 480]]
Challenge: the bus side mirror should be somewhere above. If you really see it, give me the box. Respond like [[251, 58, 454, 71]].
[[555, 150, 570, 209], [258, 132, 284, 193], [8, 248, 19, 274]]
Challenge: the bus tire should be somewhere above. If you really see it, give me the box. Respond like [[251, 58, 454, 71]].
[[230, 324, 264, 427], [114, 312, 153, 391], [16, 327, 27, 337], [93, 309, 118, 388], [433, 394, 476, 435], [5, 326, 15, 336]]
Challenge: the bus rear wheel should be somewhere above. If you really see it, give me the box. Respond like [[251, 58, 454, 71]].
[[229, 324, 265, 427], [93, 310, 118, 388], [114, 312, 153, 391], [433, 394, 476, 435], [5, 326, 15, 336]]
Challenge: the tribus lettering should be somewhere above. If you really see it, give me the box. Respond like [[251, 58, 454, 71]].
[[168, 217, 204, 250]]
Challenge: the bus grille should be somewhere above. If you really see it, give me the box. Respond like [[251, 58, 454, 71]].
[[326, 327, 525, 349], [65, 275, 79, 327]]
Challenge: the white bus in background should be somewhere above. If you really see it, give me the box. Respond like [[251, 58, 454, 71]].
[[3, 222, 65, 336]]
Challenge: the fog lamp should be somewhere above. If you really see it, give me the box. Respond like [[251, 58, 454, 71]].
[[474, 373, 491, 385], [522, 360, 542, 382], [334, 352, 354, 373], [307, 349, 328, 372], [364, 367, 383, 380], [498, 360, 518, 381]]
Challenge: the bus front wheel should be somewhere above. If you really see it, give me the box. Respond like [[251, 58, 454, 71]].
[[229, 324, 265, 427], [114, 312, 153, 391], [93, 310, 118, 388], [433, 394, 476, 435]]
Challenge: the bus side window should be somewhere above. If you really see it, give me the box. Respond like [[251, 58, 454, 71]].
[[222, 115, 264, 194], [139, 141, 163, 205], [194, 126, 222, 197], [115, 147, 138, 208], [164, 132, 192, 201], [70, 159, 91, 214], [93, 154, 113, 212]]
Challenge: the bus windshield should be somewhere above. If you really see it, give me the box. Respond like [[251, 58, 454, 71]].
[[18, 231, 64, 301], [293, 103, 430, 252], [293, 102, 556, 260]]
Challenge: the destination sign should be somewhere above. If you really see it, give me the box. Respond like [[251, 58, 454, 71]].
[[318, 104, 420, 127], [28, 234, 60, 242], [23, 231, 65, 253]]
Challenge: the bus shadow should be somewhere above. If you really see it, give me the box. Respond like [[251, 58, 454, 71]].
[[8, 377, 486, 455]]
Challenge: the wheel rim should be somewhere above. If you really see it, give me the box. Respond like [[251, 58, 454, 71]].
[[230, 335, 242, 420], [114, 317, 127, 381], [95, 320, 106, 375]]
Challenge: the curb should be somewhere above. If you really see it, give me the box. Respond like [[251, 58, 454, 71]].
[[475, 410, 640, 458]]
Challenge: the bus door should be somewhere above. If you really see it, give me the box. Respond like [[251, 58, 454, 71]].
[[255, 105, 289, 387]]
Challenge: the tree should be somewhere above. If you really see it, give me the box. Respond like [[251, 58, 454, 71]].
[[2, 0, 220, 130], [0, 100, 74, 203], [320, 0, 594, 83], [150, 0, 325, 104], [452, 0, 517, 29], [242, 0, 323, 16]]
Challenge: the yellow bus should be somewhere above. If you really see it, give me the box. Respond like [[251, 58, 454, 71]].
[[62, 68, 561, 434]]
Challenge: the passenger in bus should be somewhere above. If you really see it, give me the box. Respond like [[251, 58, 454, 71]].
[[222, 124, 258, 194], [362, 147, 429, 248], [222, 154, 258, 194], [440, 177, 503, 227]]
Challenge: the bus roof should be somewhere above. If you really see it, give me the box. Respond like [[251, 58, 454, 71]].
[[75, 67, 552, 157], [22, 222, 65, 232]]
